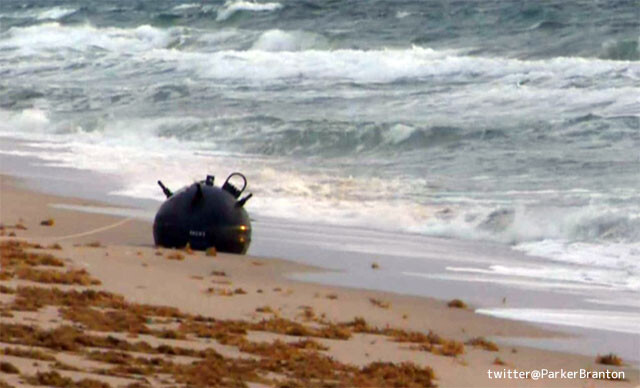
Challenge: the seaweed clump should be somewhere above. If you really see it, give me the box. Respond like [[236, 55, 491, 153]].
[[596, 353, 623, 366]]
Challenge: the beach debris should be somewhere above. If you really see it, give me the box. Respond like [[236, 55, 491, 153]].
[[40, 218, 55, 226], [0, 285, 15, 294], [0, 240, 467, 387], [387, 326, 467, 357], [0, 362, 20, 374], [371, 262, 380, 269], [210, 270, 227, 277], [2, 225, 25, 236], [52, 360, 83, 372], [206, 247, 217, 257], [183, 243, 194, 255], [48, 243, 63, 250], [17, 267, 101, 286], [85, 241, 102, 248], [251, 261, 264, 266], [289, 338, 328, 351], [326, 293, 338, 300], [360, 362, 435, 386], [153, 173, 253, 254], [0, 284, 16, 294], [447, 299, 468, 309], [493, 357, 506, 365], [204, 287, 237, 296], [0, 361, 20, 374], [402, 314, 408, 320], [369, 298, 391, 309], [0, 241, 64, 268], [596, 353, 623, 366], [436, 340, 466, 357], [166, 252, 185, 261], [24, 371, 109, 388], [252, 317, 351, 340], [466, 337, 499, 352], [283, 288, 294, 296], [297, 306, 316, 321], [1, 347, 55, 361], [256, 305, 274, 314]]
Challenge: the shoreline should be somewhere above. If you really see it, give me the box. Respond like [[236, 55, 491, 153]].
[[1, 173, 639, 386], [0, 173, 556, 337], [1, 139, 639, 359]]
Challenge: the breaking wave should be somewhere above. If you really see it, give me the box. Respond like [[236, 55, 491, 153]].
[[251, 29, 327, 52], [412, 205, 640, 245], [216, 1, 283, 21], [0, 23, 174, 53]]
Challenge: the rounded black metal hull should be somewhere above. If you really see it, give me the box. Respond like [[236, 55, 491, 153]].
[[153, 183, 251, 254]]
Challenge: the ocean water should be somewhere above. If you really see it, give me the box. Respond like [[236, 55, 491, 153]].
[[0, 1, 639, 298]]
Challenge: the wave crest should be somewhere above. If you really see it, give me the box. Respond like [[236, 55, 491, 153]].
[[0, 23, 174, 53], [251, 29, 327, 52], [216, 1, 282, 21]]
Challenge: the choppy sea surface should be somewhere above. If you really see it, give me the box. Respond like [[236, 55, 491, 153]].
[[1, 1, 639, 301]]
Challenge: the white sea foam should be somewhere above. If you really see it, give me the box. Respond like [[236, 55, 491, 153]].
[[0, 23, 172, 53], [251, 29, 326, 52], [0, 108, 50, 133], [3, 23, 638, 89], [216, 1, 282, 21], [171, 3, 201, 11], [156, 48, 639, 112], [515, 240, 640, 270], [444, 263, 638, 291], [410, 204, 640, 245], [476, 308, 640, 335]]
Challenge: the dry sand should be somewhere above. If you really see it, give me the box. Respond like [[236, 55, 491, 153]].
[[0, 174, 637, 387]]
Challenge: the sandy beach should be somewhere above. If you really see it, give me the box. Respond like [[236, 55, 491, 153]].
[[0, 173, 637, 387]]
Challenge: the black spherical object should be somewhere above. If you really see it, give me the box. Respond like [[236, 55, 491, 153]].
[[153, 173, 252, 254]]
